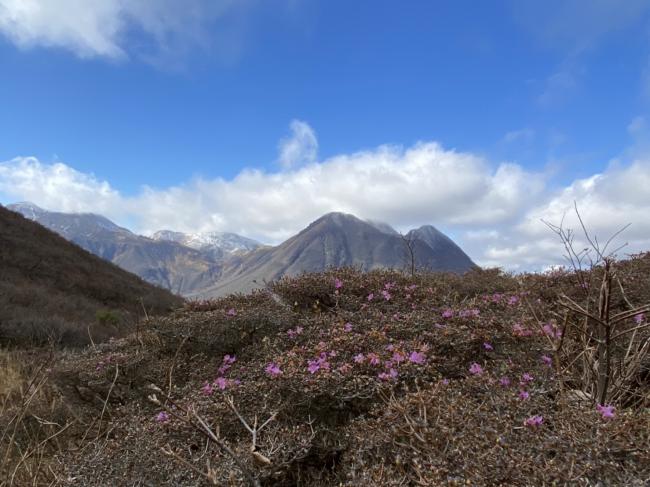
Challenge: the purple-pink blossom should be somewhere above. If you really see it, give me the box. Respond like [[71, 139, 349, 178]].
[[408, 351, 426, 365], [353, 353, 365, 364], [542, 322, 562, 339], [519, 390, 530, 401], [378, 368, 398, 381], [226, 308, 237, 316], [367, 353, 381, 366], [367, 293, 374, 301], [597, 404, 616, 419], [634, 313, 645, 324], [524, 415, 543, 427], [344, 322, 353, 332], [441, 309, 454, 319], [214, 377, 228, 390], [381, 290, 392, 301], [334, 278, 343, 289], [499, 377, 511, 387], [483, 342, 493, 351], [541, 355, 553, 367], [265, 363, 282, 376], [202, 381, 213, 395], [469, 362, 483, 375], [155, 411, 170, 423], [392, 351, 405, 364], [521, 373, 534, 383]]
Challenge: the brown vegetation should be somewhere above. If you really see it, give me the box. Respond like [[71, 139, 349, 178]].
[[0, 206, 184, 347], [1, 251, 649, 485]]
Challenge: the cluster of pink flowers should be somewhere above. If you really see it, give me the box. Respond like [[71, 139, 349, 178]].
[[542, 322, 562, 339], [381, 289, 392, 301], [287, 325, 304, 339], [512, 323, 533, 337], [524, 415, 543, 427], [469, 362, 484, 375], [307, 353, 331, 374], [202, 355, 239, 395], [458, 308, 480, 318], [265, 363, 282, 377], [334, 278, 343, 290]]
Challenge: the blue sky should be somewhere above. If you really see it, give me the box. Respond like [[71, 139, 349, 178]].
[[1, 0, 650, 269]]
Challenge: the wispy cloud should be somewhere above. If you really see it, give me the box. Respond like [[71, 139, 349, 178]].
[[277, 119, 318, 169], [2, 121, 649, 271], [0, 0, 246, 62]]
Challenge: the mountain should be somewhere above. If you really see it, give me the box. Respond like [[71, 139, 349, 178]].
[[0, 205, 183, 346], [194, 212, 475, 297], [8, 202, 222, 295], [152, 229, 262, 261]]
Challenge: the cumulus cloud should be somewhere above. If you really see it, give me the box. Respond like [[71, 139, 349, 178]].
[[0, 0, 237, 60], [2, 124, 649, 272], [277, 119, 318, 169]]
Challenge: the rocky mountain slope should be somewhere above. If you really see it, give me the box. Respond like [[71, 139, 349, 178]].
[[196, 212, 475, 297], [8, 202, 222, 296], [0, 205, 182, 346], [152, 229, 262, 261]]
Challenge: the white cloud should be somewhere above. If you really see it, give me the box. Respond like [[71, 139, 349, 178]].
[[277, 119, 318, 169], [2, 125, 649, 272], [0, 0, 237, 60]]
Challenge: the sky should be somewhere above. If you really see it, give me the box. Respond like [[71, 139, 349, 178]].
[[1, 0, 650, 270]]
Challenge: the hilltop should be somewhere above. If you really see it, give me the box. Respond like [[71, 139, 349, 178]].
[[2, 253, 649, 485], [0, 205, 183, 346]]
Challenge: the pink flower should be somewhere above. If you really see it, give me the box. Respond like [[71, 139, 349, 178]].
[[541, 355, 553, 367], [524, 415, 543, 427], [508, 296, 519, 306], [469, 363, 483, 375], [408, 351, 426, 365], [378, 368, 398, 381], [596, 404, 615, 419], [353, 353, 365, 364], [155, 411, 170, 423], [265, 363, 282, 376], [287, 326, 304, 338], [499, 377, 511, 387], [337, 363, 352, 374], [634, 313, 645, 324], [307, 361, 320, 374], [367, 293, 374, 301], [483, 342, 493, 351], [385, 344, 395, 352], [381, 290, 392, 301], [542, 323, 562, 339], [201, 381, 213, 395], [521, 373, 534, 384], [344, 322, 353, 332], [223, 355, 236, 365], [214, 377, 228, 390], [334, 278, 343, 289], [226, 308, 237, 316], [392, 352, 405, 364], [441, 378, 450, 385], [519, 390, 530, 401], [441, 309, 454, 319], [367, 353, 381, 366]]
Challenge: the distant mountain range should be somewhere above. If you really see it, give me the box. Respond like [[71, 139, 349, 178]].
[[7, 203, 475, 297]]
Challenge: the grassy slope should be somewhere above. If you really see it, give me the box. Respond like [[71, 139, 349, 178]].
[[0, 206, 184, 346]]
